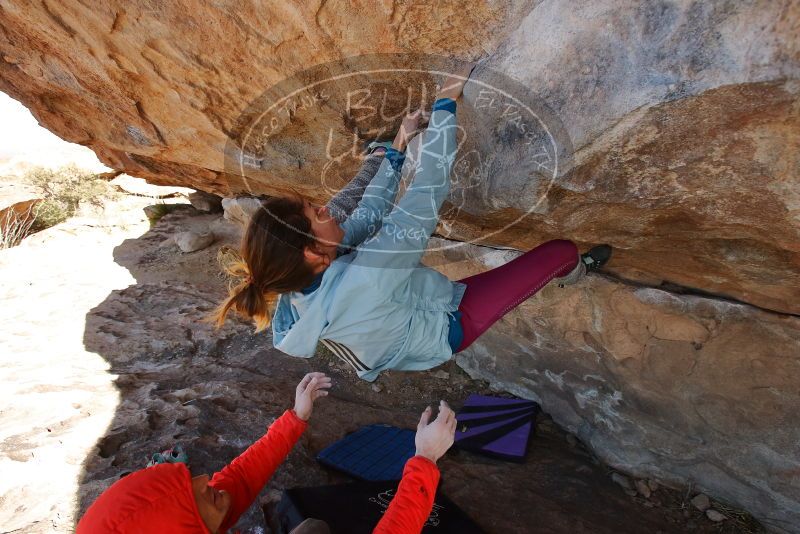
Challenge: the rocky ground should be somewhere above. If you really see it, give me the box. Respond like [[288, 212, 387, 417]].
[[0, 181, 757, 533]]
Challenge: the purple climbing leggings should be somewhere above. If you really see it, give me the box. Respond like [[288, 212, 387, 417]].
[[455, 239, 579, 352]]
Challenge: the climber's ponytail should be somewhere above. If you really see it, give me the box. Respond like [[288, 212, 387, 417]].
[[213, 196, 318, 332]]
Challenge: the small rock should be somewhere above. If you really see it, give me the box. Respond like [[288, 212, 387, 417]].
[[175, 231, 215, 253], [706, 509, 726, 522], [575, 465, 592, 475], [624, 489, 637, 497], [635, 479, 651, 499], [431, 370, 449, 380], [222, 197, 263, 226], [371, 383, 383, 393], [565, 434, 578, 447], [189, 191, 223, 212], [143, 205, 162, 220], [537, 418, 554, 430], [264, 489, 283, 504], [611, 472, 633, 491], [647, 479, 659, 492], [691, 493, 711, 512]]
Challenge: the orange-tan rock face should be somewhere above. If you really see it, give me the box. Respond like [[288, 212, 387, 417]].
[[0, 1, 797, 313], [425, 238, 800, 533]]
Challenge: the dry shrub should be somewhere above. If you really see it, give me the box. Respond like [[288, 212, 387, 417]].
[[0, 202, 37, 249], [24, 165, 117, 232]]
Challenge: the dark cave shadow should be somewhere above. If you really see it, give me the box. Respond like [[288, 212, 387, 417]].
[[73, 207, 709, 534], [75, 206, 321, 531]]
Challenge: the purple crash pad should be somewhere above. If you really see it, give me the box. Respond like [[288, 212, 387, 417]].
[[454, 394, 540, 462]]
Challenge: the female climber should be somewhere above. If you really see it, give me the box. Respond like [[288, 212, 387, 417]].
[[214, 63, 611, 381]]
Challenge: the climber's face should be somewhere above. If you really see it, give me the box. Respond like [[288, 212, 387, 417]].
[[303, 200, 344, 250], [191, 474, 231, 533]]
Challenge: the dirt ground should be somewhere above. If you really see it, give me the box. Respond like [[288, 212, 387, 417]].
[[0, 183, 758, 533]]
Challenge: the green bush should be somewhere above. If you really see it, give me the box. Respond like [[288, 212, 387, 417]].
[[29, 198, 70, 231], [25, 165, 116, 232], [144, 202, 184, 225]]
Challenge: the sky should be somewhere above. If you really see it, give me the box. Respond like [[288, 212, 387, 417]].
[[0, 91, 110, 175]]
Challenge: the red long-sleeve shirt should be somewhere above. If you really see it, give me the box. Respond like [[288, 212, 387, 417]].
[[373, 456, 440, 533], [77, 409, 440, 533], [211, 409, 441, 533], [209, 409, 308, 532]]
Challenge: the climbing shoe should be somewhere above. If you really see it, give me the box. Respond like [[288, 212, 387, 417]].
[[581, 244, 612, 273], [556, 244, 613, 288]]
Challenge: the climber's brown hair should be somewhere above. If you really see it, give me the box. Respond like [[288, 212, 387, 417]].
[[213, 195, 320, 332]]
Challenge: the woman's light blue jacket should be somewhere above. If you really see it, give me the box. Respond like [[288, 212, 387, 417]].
[[272, 102, 465, 381]]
